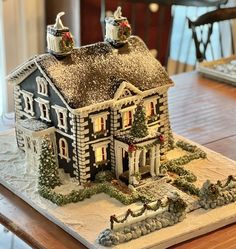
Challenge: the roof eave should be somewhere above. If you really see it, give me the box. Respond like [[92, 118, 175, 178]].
[[71, 82, 174, 115]]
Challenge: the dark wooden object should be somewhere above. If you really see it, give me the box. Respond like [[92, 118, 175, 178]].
[[1, 71, 236, 248], [129, 0, 228, 7], [188, 7, 236, 62]]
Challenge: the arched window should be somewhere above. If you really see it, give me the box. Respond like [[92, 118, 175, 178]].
[[36, 76, 48, 96], [59, 138, 69, 161]]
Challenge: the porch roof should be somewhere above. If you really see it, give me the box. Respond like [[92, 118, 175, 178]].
[[18, 119, 49, 132], [115, 132, 160, 145]]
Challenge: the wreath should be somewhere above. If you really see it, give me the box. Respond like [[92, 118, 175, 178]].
[[118, 21, 131, 41], [59, 32, 74, 53]]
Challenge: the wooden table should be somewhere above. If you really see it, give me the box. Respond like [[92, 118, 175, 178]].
[[1, 71, 236, 248]]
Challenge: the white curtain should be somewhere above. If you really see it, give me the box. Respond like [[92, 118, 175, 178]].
[[0, 0, 45, 116], [0, 1, 6, 115]]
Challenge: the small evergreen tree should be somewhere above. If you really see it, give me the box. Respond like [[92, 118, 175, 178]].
[[38, 136, 61, 189], [130, 103, 149, 138]]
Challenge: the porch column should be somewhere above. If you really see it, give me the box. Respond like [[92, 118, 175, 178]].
[[155, 144, 160, 175], [150, 146, 156, 177], [140, 148, 146, 167], [134, 150, 141, 173], [115, 145, 123, 179], [128, 151, 135, 185]]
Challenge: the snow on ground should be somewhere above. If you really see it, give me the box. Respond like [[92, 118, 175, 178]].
[[1, 131, 236, 248]]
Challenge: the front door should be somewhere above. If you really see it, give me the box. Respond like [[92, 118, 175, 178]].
[[122, 149, 129, 172]]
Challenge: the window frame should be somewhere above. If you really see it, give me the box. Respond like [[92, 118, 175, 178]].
[[144, 96, 158, 118], [91, 140, 110, 166], [120, 105, 135, 129], [90, 111, 109, 136], [52, 105, 68, 132], [20, 90, 34, 116], [36, 76, 48, 96], [35, 97, 50, 122], [59, 137, 70, 162]]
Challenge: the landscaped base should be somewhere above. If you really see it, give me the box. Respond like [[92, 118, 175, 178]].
[[1, 130, 236, 249]]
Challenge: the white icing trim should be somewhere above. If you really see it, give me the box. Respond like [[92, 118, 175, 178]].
[[19, 90, 34, 116], [35, 97, 51, 122], [72, 83, 173, 114], [35, 59, 74, 112], [145, 96, 158, 117], [55, 128, 73, 140], [15, 122, 55, 138], [89, 111, 109, 134], [52, 105, 68, 132], [86, 136, 112, 145], [7, 57, 37, 84], [120, 106, 135, 129], [91, 140, 110, 150], [36, 76, 48, 96], [91, 140, 110, 165], [58, 138, 71, 163], [114, 81, 143, 100], [119, 105, 136, 113]]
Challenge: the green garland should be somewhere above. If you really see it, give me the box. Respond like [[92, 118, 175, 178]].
[[173, 178, 200, 196], [38, 182, 155, 206], [199, 175, 236, 209]]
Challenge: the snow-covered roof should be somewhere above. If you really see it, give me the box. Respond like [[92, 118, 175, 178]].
[[18, 119, 49, 131], [7, 36, 173, 109]]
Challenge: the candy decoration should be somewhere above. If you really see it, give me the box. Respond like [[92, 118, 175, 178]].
[[128, 144, 136, 153], [159, 134, 165, 143]]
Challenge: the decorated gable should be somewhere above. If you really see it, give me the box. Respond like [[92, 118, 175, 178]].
[[114, 81, 143, 101]]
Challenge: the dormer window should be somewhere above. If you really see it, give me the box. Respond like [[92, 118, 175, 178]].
[[20, 90, 34, 116], [120, 106, 135, 129], [36, 76, 48, 96], [35, 98, 50, 122], [52, 105, 68, 131], [90, 111, 108, 136], [59, 138, 70, 162]]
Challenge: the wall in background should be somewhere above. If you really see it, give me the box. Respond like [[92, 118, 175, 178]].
[[45, 0, 81, 46], [1, 0, 45, 114], [45, 0, 172, 66]]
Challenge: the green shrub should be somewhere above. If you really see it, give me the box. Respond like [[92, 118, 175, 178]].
[[95, 170, 115, 183], [173, 178, 200, 196], [38, 182, 143, 206]]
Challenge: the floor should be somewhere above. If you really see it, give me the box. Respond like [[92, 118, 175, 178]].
[[0, 224, 31, 249]]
